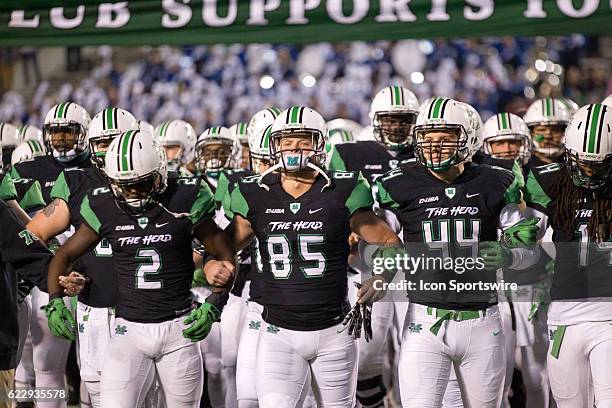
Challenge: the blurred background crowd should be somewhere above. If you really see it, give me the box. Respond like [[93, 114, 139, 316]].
[[0, 35, 610, 132]]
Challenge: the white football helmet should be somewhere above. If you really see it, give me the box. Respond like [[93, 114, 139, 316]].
[[230, 122, 249, 170], [601, 94, 612, 107], [195, 126, 236, 175], [87, 108, 138, 170], [11, 139, 46, 166], [138, 120, 156, 134], [325, 128, 355, 155], [559, 97, 579, 116], [247, 107, 282, 173], [564, 103, 612, 190], [269, 106, 328, 173], [524, 98, 571, 159], [414, 97, 480, 172], [369, 86, 419, 151], [155, 120, 197, 172], [43, 102, 91, 163], [482, 112, 531, 164], [18, 124, 43, 142], [460, 102, 484, 156], [326, 118, 363, 137], [1, 123, 20, 167], [104, 130, 167, 212]]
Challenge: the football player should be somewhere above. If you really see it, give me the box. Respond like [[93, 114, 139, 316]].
[[0, 122, 21, 169], [604, 94, 612, 106], [234, 107, 279, 408], [524, 98, 572, 169], [229, 122, 250, 170], [482, 113, 531, 165], [26, 107, 137, 406], [328, 86, 420, 407], [10, 102, 90, 408], [366, 98, 540, 407], [45, 129, 236, 407], [155, 119, 197, 174], [228, 106, 401, 407], [18, 124, 44, 143], [523, 104, 612, 407]]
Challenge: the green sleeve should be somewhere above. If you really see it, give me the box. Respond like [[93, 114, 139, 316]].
[[50, 171, 70, 203], [222, 182, 235, 219], [18, 181, 45, 211], [523, 170, 552, 211], [214, 172, 230, 207], [504, 168, 523, 205], [0, 173, 18, 201], [375, 180, 400, 209], [327, 146, 347, 171], [345, 172, 374, 216], [511, 160, 525, 189], [229, 184, 249, 219], [80, 196, 102, 234], [190, 181, 216, 225], [9, 166, 21, 180]]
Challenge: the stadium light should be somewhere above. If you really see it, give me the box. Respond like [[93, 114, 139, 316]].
[[411, 71, 425, 84], [260, 75, 274, 89]]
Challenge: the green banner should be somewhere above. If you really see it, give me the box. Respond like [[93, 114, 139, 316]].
[[0, 0, 610, 46]]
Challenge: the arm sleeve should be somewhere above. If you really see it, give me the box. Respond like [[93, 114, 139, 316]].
[[345, 172, 374, 216], [499, 203, 540, 270], [523, 170, 552, 215], [0, 173, 18, 201], [327, 146, 347, 171], [79, 195, 102, 234], [18, 181, 45, 212], [229, 184, 249, 219], [190, 181, 216, 225], [50, 171, 70, 203], [0, 200, 52, 292], [213, 172, 229, 209]]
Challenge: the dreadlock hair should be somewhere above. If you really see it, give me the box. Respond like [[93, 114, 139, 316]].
[[550, 165, 612, 242]]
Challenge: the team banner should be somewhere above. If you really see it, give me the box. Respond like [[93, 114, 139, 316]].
[[0, 0, 611, 46]]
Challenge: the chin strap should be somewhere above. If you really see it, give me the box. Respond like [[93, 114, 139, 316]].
[[306, 162, 332, 192]]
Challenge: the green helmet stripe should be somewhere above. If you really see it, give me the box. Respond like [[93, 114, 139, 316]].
[[587, 103, 603, 153], [55, 103, 66, 119], [28, 140, 39, 153], [239, 123, 247, 134], [500, 113, 509, 130], [269, 107, 282, 117], [431, 98, 444, 119], [18, 125, 26, 138], [262, 126, 272, 149], [393, 86, 400, 105], [545, 98, 553, 117], [120, 131, 134, 171], [290, 106, 300, 124], [105, 108, 113, 130]]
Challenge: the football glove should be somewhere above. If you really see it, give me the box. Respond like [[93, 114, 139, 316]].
[[44, 297, 76, 341], [182, 302, 220, 342], [338, 283, 373, 342], [479, 242, 511, 271], [501, 217, 540, 248]]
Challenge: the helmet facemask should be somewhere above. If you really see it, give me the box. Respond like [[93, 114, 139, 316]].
[[44, 122, 88, 163], [373, 112, 417, 151], [109, 171, 165, 213], [484, 134, 531, 164], [162, 143, 183, 172], [530, 123, 566, 159], [414, 127, 468, 172], [195, 139, 234, 176], [566, 150, 612, 191], [270, 129, 326, 173]]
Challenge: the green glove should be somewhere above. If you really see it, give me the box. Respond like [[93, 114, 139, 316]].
[[501, 217, 540, 248], [479, 242, 511, 271], [182, 303, 220, 342], [192, 268, 208, 288], [44, 297, 76, 341]]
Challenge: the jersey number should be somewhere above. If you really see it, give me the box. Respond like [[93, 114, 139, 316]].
[[135, 248, 162, 289], [267, 235, 326, 279], [422, 219, 481, 261]]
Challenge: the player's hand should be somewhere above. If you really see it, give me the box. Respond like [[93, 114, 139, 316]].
[[59, 272, 87, 297], [501, 217, 540, 248], [204, 260, 235, 287], [182, 302, 220, 342], [44, 297, 76, 341], [348, 232, 361, 248], [479, 242, 511, 271], [357, 275, 387, 304]]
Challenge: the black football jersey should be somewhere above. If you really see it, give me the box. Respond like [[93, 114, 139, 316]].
[[11, 155, 89, 204], [230, 170, 374, 330], [329, 140, 414, 183], [50, 167, 118, 307], [13, 178, 45, 213], [377, 161, 522, 310], [524, 163, 612, 301], [0, 171, 17, 202], [80, 176, 215, 323]]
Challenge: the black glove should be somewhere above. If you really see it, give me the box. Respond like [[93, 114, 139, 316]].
[[339, 283, 373, 342]]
